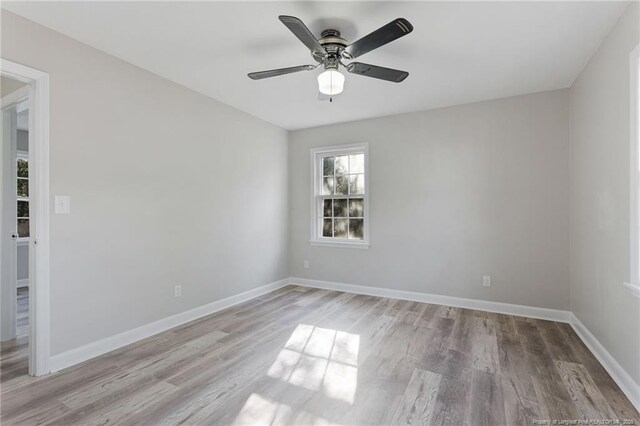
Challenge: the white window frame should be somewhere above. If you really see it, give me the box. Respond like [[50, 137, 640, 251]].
[[310, 143, 370, 249], [627, 44, 640, 297], [16, 151, 29, 243]]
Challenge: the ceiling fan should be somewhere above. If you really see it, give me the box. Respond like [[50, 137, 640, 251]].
[[248, 15, 414, 100]]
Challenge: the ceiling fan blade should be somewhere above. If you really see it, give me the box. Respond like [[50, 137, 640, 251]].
[[248, 64, 317, 80], [344, 18, 413, 59], [346, 62, 409, 82], [279, 15, 327, 57]]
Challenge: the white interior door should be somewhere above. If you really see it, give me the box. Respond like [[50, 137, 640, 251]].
[[1, 106, 18, 341]]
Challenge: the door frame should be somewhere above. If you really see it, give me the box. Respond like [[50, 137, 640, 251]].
[[1, 58, 50, 376], [1, 99, 21, 343]]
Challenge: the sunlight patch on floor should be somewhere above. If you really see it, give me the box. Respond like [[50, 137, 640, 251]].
[[232, 393, 342, 426], [266, 324, 360, 404], [232, 393, 292, 425]]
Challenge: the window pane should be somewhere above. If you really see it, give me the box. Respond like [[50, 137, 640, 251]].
[[323, 219, 333, 237], [335, 176, 348, 195], [349, 198, 364, 217], [315, 148, 367, 242], [350, 154, 364, 174], [322, 177, 334, 195], [334, 199, 347, 217], [323, 199, 333, 217], [17, 219, 29, 238], [17, 159, 28, 178], [349, 219, 364, 240], [17, 178, 28, 197], [322, 157, 334, 176], [335, 155, 348, 175], [349, 174, 364, 194], [334, 219, 348, 238], [17, 200, 29, 218]]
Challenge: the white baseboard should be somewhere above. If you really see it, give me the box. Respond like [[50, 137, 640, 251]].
[[17, 279, 29, 288], [49, 278, 290, 373], [569, 313, 640, 413], [290, 277, 572, 323]]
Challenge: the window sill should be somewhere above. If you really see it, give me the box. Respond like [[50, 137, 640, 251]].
[[310, 240, 370, 249], [623, 282, 640, 297]]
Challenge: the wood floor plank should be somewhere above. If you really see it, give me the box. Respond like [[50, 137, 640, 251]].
[[515, 318, 581, 421], [391, 368, 441, 426], [537, 320, 581, 364], [419, 317, 456, 376], [449, 308, 474, 354], [556, 360, 618, 420], [501, 374, 540, 426], [532, 374, 581, 421], [496, 314, 541, 425], [1, 285, 636, 425], [467, 369, 506, 426], [429, 371, 472, 426], [469, 316, 500, 374]]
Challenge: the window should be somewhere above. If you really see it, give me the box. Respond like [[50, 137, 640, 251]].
[[16, 155, 29, 238], [310, 143, 369, 248]]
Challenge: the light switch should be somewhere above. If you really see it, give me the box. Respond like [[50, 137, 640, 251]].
[[55, 196, 70, 214]]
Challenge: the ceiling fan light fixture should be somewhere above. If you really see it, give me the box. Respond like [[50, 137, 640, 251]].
[[317, 69, 345, 95]]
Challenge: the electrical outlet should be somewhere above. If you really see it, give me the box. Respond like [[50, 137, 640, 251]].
[[483, 276, 491, 287], [304, 260, 309, 269], [174, 285, 182, 298]]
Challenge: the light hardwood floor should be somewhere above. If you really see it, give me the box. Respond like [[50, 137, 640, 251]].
[[16, 287, 29, 338], [1, 285, 638, 425], [1, 287, 29, 386]]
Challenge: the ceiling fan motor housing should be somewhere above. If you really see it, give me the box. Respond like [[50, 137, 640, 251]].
[[314, 29, 348, 64]]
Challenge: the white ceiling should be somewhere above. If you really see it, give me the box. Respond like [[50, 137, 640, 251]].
[[3, 1, 629, 130]]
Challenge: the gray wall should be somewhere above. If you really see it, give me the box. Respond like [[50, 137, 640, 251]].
[[0, 76, 26, 97], [289, 90, 570, 310], [569, 2, 640, 385], [17, 130, 28, 152], [17, 244, 28, 282], [2, 11, 289, 355]]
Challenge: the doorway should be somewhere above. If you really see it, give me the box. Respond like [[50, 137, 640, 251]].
[[0, 59, 50, 376], [1, 77, 30, 381]]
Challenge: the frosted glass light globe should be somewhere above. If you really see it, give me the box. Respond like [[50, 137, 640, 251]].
[[317, 69, 345, 95]]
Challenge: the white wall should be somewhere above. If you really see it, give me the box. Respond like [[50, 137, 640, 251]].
[[570, 2, 640, 385], [289, 90, 570, 310], [1, 11, 289, 356]]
